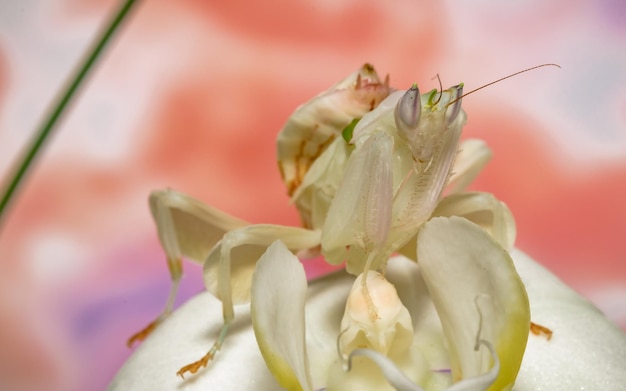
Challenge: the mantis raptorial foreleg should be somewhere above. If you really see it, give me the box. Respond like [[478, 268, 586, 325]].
[[320, 130, 394, 275], [317, 130, 394, 321], [178, 224, 321, 378], [127, 189, 248, 346]]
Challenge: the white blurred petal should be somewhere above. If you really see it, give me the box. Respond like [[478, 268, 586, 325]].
[[512, 249, 626, 390], [107, 294, 280, 391]]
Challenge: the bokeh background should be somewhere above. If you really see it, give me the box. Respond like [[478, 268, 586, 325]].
[[0, 1, 624, 390]]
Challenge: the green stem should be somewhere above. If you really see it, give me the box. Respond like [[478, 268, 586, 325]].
[[0, 0, 140, 227]]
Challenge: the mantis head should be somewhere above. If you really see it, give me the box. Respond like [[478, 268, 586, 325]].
[[394, 84, 465, 164]]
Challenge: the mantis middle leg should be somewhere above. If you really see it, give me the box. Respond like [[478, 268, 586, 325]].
[[127, 189, 249, 346]]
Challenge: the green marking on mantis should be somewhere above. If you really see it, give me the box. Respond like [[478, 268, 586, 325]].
[[427, 88, 439, 106], [341, 118, 361, 143], [0, 0, 141, 229]]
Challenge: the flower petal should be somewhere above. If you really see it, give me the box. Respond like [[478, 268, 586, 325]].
[[417, 216, 530, 390], [251, 240, 313, 391]]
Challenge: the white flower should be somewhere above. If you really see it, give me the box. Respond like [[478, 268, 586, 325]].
[[108, 217, 626, 391]]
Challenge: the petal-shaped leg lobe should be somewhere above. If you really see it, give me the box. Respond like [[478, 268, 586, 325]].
[[128, 190, 250, 346], [150, 189, 249, 264], [432, 192, 516, 251]]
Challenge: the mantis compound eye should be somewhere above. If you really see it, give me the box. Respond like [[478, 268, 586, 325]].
[[445, 83, 464, 127], [394, 84, 421, 142]]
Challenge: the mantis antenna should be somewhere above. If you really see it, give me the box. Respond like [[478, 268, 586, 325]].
[[446, 63, 561, 107]]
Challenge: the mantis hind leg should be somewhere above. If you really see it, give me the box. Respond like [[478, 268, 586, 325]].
[[127, 189, 249, 347], [126, 255, 183, 347]]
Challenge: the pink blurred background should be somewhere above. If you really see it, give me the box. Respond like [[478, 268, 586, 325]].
[[0, 1, 624, 390]]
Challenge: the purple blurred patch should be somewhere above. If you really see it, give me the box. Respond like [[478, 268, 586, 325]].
[[598, 0, 626, 30]]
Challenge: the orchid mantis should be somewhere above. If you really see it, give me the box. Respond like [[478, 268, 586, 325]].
[[128, 63, 522, 386]]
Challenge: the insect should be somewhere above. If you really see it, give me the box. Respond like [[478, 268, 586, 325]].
[[127, 63, 552, 378]]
